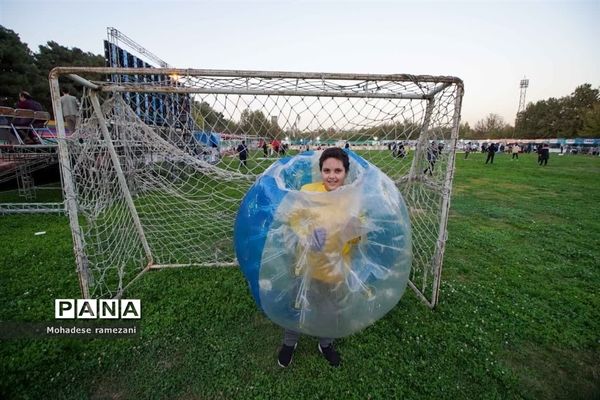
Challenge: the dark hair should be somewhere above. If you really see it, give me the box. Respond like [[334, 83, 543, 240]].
[[319, 147, 349, 172], [62, 88, 70, 95]]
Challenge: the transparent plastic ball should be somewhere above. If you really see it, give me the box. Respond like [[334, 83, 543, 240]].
[[235, 150, 412, 338]]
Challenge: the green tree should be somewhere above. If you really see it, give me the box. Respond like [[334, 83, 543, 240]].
[[33, 41, 104, 114], [561, 84, 599, 136], [192, 100, 236, 133], [516, 83, 599, 138], [474, 113, 512, 138], [356, 120, 422, 141], [570, 84, 599, 109], [579, 103, 600, 138], [0, 26, 38, 106], [459, 121, 473, 139], [239, 109, 277, 138]]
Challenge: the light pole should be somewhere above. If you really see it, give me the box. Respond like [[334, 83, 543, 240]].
[[515, 77, 529, 134]]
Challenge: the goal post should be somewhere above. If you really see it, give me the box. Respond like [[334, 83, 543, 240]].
[[50, 67, 463, 307]]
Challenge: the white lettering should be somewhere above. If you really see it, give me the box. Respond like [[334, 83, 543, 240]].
[[76, 299, 98, 319], [55, 299, 141, 319], [121, 300, 141, 319], [46, 326, 92, 334], [55, 299, 75, 319], [99, 299, 119, 319]]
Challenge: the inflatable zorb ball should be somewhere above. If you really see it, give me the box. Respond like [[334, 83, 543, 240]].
[[234, 150, 412, 338]]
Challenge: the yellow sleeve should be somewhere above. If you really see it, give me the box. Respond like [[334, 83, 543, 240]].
[[288, 208, 311, 238]]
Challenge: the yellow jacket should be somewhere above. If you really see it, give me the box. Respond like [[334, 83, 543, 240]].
[[288, 182, 361, 283]]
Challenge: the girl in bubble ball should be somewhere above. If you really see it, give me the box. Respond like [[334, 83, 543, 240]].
[[277, 147, 363, 368]]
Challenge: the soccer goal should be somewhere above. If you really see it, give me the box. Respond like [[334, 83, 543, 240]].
[[50, 67, 463, 308]]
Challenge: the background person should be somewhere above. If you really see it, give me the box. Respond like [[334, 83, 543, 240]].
[[237, 140, 248, 167], [14, 91, 43, 144], [512, 144, 521, 160], [60, 88, 80, 133], [539, 143, 550, 166], [485, 143, 497, 164]]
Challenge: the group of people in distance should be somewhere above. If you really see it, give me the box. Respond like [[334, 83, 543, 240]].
[[238, 136, 559, 172], [261, 139, 288, 158], [481, 142, 550, 165], [237, 139, 304, 167]]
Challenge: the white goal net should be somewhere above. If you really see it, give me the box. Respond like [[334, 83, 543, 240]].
[[50, 67, 463, 307]]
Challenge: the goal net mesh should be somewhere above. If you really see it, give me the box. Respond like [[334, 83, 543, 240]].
[[56, 69, 463, 305]]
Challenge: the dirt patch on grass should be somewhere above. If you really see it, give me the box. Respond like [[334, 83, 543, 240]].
[[501, 344, 600, 399], [495, 182, 532, 192], [90, 376, 129, 400], [531, 212, 567, 225]]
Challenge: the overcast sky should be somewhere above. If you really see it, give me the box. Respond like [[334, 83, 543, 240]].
[[1, 0, 598, 126]]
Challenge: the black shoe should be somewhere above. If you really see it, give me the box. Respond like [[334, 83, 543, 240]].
[[318, 343, 341, 367], [277, 343, 297, 368]]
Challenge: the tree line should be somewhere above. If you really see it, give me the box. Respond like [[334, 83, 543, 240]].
[[0, 25, 104, 115], [462, 83, 599, 139], [2, 24, 597, 138]]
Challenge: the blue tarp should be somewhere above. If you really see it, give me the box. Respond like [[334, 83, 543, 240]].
[[193, 131, 220, 148], [560, 138, 600, 145]]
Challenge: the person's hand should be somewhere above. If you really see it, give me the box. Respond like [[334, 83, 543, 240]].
[[309, 227, 327, 251]]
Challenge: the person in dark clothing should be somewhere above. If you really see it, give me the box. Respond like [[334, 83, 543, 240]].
[[16, 91, 43, 113], [14, 91, 43, 144], [485, 143, 497, 164], [539, 144, 550, 166], [464, 143, 471, 159], [262, 142, 268, 157], [237, 140, 248, 167], [397, 142, 406, 159], [423, 141, 439, 176]]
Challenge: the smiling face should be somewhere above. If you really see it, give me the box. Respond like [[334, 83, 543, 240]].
[[321, 157, 347, 191]]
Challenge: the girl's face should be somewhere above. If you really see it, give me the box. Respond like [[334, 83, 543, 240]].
[[321, 157, 347, 191]]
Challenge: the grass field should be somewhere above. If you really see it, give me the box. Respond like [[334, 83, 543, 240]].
[[0, 152, 598, 399]]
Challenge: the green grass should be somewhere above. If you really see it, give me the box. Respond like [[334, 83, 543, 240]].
[[1, 152, 599, 399], [0, 186, 63, 203]]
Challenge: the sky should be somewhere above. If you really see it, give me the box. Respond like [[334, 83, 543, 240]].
[[1, 0, 599, 126]]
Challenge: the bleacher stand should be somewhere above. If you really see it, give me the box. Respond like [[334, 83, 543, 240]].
[[0, 107, 19, 144], [12, 108, 43, 144], [14, 91, 45, 144], [0, 106, 56, 145], [32, 111, 54, 143]]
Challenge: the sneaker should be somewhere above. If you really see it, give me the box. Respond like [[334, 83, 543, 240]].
[[277, 343, 297, 368], [318, 343, 341, 367]]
